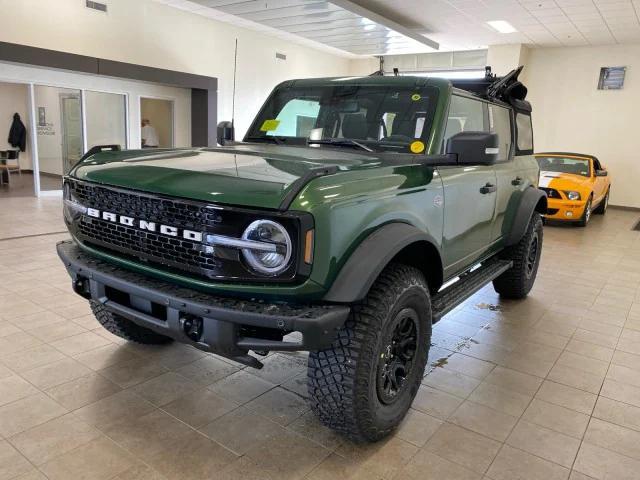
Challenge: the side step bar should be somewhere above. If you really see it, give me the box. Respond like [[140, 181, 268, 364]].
[[432, 259, 513, 322]]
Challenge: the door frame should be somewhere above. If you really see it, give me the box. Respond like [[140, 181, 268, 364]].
[[138, 95, 176, 149]]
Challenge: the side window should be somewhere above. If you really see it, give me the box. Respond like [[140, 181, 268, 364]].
[[515, 113, 533, 154], [442, 95, 487, 151], [489, 105, 513, 162]]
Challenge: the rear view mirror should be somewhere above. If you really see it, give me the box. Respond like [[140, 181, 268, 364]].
[[446, 131, 499, 165], [217, 121, 234, 146], [596, 170, 608, 177]]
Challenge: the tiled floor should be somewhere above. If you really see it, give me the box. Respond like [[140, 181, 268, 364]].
[[1, 198, 640, 480]]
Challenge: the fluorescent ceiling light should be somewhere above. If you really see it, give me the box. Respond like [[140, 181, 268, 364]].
[[487, 20, 517, 34]]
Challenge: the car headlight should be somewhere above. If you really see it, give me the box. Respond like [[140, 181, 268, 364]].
[[241, 220, 292, 275], [564, 191, 581, 201]]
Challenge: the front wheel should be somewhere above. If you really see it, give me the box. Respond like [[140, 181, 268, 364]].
[[576, 196, 592, 227], [307, 263, 432, 442], [493, 212, 543, 299], [593, 189, 609, 215]]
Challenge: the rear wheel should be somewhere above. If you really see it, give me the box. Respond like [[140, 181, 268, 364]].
[[593, 189, 609, 215], [493, 212, 543, 299], [90, 301, 173, 345], [577, 196, 592, 227], [307, 263, 431, 442]]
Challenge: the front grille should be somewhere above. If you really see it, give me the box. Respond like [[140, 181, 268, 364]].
[[540, 187, 562, 199], [67, 179, 302, 282]]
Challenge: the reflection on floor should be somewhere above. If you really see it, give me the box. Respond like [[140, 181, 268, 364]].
[[1, 200, 640, 479], [0, 172, 61, 198]]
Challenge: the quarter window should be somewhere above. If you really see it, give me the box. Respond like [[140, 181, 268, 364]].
[[516, 113, 533, 153]]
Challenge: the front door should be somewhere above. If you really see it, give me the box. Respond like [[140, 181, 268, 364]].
[[440, 166, 498, 278], [439, 94, 497, 278]]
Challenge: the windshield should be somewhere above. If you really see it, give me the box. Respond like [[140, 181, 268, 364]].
[[245, 83, 439, 154], [536, 156, 591, 177]]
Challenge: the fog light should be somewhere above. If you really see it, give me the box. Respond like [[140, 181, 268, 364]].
[[566, 211, 573, 217], [180, 314, 203, 342]]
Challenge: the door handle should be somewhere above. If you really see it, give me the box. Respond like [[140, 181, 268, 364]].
[[480, 183, 497, 194], [511, 176, 523, 186]]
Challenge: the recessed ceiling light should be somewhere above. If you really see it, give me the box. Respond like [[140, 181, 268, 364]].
[[487, 20, 518, 34]]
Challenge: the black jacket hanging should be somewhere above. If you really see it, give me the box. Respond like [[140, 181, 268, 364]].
[[8, 113, 26, 152]]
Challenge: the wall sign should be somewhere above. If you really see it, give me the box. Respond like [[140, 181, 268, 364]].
[[598, 66, 626, 90]]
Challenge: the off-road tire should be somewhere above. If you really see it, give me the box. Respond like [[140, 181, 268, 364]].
[[493, 212, 543, 299], [307, 263, 432, 442], [576, 196, 592, 227], [593, 189, 609, 215], [90, 301, 173, 345]]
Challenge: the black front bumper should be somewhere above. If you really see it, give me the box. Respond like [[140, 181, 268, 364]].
[[57, 241, 350, 368]]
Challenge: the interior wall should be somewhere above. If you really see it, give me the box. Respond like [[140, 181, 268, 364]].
[[141, 98, 173, 148], [525, 44, 640, 208], [0, 61, 192, 172], [0, 0, 352, 140], [0, 82, 30, 170]]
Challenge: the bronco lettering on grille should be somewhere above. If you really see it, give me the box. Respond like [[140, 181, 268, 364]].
[[86, 207, 203, 242]]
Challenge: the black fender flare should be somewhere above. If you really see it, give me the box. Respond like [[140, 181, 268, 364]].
[[504, 187, 547, 246], [323, 223, 442, 303]]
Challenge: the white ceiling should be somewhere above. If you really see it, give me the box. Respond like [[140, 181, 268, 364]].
[[359, 0, 640, 50], [154, 0, 640, 56]]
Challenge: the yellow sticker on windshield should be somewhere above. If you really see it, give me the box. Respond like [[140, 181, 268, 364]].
[[411, 93, 421, 101], [410, 140, 425, 154], [260, 119, 280, 132]]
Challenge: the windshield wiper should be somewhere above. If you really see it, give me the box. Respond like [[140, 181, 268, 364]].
[[245, 136, 285, 145], [307, 138, 375, 152]]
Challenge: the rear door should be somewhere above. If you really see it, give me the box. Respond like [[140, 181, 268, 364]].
[[439, 95, 498, 279], [489, 103, 522, 243]]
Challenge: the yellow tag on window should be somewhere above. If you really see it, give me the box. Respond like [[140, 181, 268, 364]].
[[410, 140, 425, 154], [260, 119, 280, 132], [411, 93, 421, 101]]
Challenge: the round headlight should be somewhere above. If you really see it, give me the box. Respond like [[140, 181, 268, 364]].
[[241, 220, 292, 275], [565, 191, 581, 201]]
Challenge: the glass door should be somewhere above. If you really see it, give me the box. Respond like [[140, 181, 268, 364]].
[[33, 85, 83, 192]]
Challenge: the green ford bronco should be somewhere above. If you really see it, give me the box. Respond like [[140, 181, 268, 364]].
[[58, 66, 546, 442]]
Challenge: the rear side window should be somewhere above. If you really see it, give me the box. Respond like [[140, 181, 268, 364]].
[[489, 105, 512, 162], [442, 95, 487, 151], [515, 113, 533, 154]]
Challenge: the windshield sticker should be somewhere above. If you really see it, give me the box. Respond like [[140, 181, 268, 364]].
[[410, 140, 425, 154], [411, 93, 421, 101], [260, 119, 281, 132]]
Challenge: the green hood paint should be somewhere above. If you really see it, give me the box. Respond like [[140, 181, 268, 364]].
[[71, 144, 387, 210]]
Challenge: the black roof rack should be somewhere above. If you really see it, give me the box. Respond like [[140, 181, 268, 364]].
[[452, 65, 531, 113]]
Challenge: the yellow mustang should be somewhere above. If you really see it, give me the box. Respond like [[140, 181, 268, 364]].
[[535, 152, 611, 226]]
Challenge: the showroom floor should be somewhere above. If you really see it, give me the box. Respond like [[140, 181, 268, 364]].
[[1, 197, 640, 480]]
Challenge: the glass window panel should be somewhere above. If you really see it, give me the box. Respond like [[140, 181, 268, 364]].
[[34, 85, 83, 191], [85, 91, 127, 151], [516, 113, 533, 152], [489, 105, 512, 161]]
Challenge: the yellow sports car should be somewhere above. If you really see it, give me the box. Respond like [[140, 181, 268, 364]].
[[535, 152, 611, 226]]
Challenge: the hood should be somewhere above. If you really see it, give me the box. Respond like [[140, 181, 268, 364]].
[[539, 171, 591, 189], [71, 144, 387, 210]]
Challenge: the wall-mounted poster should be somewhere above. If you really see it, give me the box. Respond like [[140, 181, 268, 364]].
[[38, 106, 46, 126], [598, 67, 626, 90]]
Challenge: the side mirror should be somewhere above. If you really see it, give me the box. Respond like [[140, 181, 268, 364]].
[[446, 131, 499, 165], [217, 121, 235, 146], [596, 170, 608, 177]]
